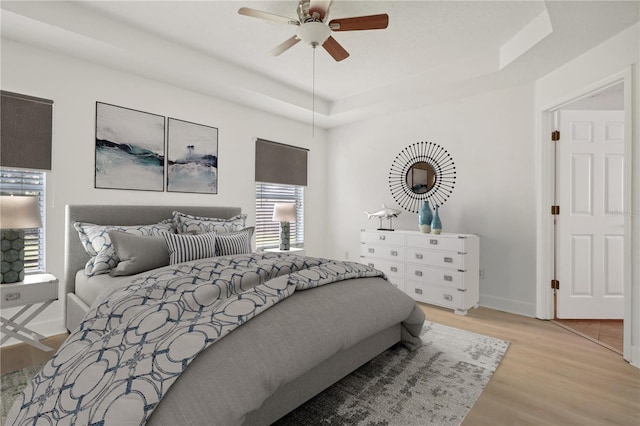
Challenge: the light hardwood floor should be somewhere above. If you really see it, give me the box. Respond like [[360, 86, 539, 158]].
[[0, 334, 67, 375], [420, 304, 639, 426], [1, 305, 639, 425]]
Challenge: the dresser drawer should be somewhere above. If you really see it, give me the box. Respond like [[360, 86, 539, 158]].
[[361, 258, 405, 280], [360, 230, 479, 315], [361, 244, 405, 261], [406, 248, 465, 269], [406, 264, 465, 289], [406, 234, 465, 252], [361, 231, 405, 246], [406, 280, 461, 309]]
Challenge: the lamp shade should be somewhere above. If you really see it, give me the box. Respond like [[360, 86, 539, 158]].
[[0, 195, 42, 229], [272, 203, 296, 222]]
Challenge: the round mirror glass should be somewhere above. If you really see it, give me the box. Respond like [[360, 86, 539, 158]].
[[406, 161, 436, 194]]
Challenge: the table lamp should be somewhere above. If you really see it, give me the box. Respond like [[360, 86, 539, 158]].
[[0, 195, 42, 284], [272, 203, 296, 251]]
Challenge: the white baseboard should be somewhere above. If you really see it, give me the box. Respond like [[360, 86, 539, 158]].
[[479, 294, 536, 318], [1, 316, 66, 348], [631, 345, 640, 369]]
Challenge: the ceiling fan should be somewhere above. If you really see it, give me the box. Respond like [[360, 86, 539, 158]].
[[238, 0, 389, 62]]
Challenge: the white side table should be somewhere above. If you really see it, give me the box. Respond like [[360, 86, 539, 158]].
[[263, 247, 306, 256], [1, 273, 59, 351]]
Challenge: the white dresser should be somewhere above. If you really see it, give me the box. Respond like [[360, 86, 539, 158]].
[[360, 229, 479, 315]]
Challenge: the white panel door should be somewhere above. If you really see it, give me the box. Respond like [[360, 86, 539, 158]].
[[557, 110, 624, 319]]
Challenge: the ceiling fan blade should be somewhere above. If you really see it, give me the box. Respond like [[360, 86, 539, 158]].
[[329, 14, 389, 31], [322, 36, 349, 62], [238, 7, 299, 25], [268, 36, 301, 56], [308, 0, 332, 21]]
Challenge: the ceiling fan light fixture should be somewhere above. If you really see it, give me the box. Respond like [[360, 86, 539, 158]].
[[296, 21, 331, 47]]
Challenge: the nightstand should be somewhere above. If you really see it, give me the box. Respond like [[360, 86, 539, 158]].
[[1, 273, 59, 351], [263, 247, 306, 256]]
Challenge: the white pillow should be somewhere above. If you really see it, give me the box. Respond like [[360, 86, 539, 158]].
[[172, 211, 247, 234], [74, 222, 173, 276]]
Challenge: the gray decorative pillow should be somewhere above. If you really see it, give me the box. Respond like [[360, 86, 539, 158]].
[[215, 227, 254, 256], [74, 221, 173, 276], [163, 232, 217, 265], [172, 211, 247, 235], [108, 231, 170, 276]]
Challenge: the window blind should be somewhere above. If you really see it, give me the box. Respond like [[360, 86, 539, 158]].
[[255, 183, 304, 249], [1, 90, 54, 170], [0, 169, 46, 272], [255, 139, 308, 186]]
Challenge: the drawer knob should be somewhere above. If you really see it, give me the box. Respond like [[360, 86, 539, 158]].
[[444, 257, 453, 263], [444, 275, 453, 281], [415, 253, 423, 259], [390, 266, 398, 272], [379, 235, 386, 241], [368, 248, 375, 253], [430, 239, 438, 245], [415, 270, 423, 277], [391, 250, 398, 256], [414, 288, 423, 295], [443, 294, 453, 301]]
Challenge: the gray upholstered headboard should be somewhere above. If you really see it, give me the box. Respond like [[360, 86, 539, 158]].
[[64, 204, 242, 298]]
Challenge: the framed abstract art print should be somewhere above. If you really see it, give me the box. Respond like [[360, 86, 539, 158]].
[[95, 102, 165, 191], [166, 118, 218, 194]]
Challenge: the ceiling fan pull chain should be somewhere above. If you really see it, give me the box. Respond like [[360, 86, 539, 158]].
[[312, 46, 316, 137]]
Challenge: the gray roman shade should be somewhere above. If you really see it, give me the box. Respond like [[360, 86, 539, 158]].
[[1, 90, 53, 170], [255, 139, 308, 186]]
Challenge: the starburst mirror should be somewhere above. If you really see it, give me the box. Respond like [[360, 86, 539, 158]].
[[388, 142, 456, 213]]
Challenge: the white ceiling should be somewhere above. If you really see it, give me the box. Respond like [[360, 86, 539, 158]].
[[1, 1, 638, 128]]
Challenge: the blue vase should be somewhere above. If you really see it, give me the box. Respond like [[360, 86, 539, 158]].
[[431, 205, 442, 234], [418, 201, 433, 233]]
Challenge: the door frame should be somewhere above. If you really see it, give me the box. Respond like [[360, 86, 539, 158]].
[[535, 67, 633, 362]]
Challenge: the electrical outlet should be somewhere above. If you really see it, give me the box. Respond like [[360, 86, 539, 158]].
[[479, 269, 485, 280], [5, 292, 21, 301]]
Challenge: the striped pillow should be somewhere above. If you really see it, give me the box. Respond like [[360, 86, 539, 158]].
[[215, 227, 254, 256], [163, 232, 216, 265]]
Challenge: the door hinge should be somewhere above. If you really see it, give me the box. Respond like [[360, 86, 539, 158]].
[[551, 130, 560, 141], [551, 205, 560, 215], [551, 279, 560, 290]]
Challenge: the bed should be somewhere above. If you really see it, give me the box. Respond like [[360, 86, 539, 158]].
[[7, 204, 425, 426]]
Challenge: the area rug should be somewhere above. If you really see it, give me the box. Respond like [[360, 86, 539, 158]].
[[1, 363, 42, 425], [275, 321, 509, 425], [1, 322, 509, 425]]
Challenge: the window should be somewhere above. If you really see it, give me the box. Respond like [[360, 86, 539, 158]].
[[254, 139, 307, 249], [0, 168, 46, 272], [255, 183, 304, 249]]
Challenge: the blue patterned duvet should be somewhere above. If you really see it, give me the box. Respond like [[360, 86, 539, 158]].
[[6, 253, 385, 425]]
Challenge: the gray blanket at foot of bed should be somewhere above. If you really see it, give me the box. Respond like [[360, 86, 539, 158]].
[[148, 276, 424, 426]]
